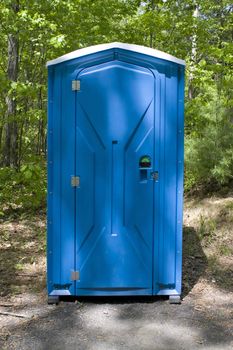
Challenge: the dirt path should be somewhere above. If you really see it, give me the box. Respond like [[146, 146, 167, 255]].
[[0, 287, 233, 350], [0, 196, 233, 349]]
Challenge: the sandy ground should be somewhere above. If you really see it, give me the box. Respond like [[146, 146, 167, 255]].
[[0, 196, 232, 349], [0, 286, 232, 350]]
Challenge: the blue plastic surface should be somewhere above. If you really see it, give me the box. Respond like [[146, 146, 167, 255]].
[[47, 44, 185, 297]]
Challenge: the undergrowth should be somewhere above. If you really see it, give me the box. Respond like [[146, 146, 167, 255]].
[[0, 159, 46, 219]]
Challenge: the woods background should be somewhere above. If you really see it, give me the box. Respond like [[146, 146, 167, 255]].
[[0, 0, 232, 215]]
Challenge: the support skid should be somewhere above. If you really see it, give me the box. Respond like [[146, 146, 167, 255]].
[[48, 295, 60, 305], [169, 295, 181, 304]]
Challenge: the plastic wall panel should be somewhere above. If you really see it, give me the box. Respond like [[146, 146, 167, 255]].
[[157, 71, 166, 288], [47, 66, 54, 293], [163, 66, 178, 287], [50, 68, 62, 290], [175, 66, 185, 294]]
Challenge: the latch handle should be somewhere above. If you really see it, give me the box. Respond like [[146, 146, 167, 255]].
[[151, 171, 159, 181]]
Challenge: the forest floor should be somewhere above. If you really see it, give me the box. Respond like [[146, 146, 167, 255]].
[[0, 195, 233, 350]]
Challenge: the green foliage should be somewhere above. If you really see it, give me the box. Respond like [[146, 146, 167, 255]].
[[198, 214, 216, 243], [183, 1, 233, 191], [185, 86, 233, 189], [0, 0, 232, 200], [218, 244, 232, 257], [0, 160, 46, 215]]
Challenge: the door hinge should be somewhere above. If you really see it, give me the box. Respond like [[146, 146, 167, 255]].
[[71, 176, 80, 187], [71, 270, 80, 281], [72, 80, 80, 91]]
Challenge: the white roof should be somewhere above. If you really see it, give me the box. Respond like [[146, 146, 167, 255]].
[[46, 42, 185, 67]]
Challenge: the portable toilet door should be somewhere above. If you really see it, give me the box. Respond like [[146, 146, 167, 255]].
[[47, 43, 185, 304]]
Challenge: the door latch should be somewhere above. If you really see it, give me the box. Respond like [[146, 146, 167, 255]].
[[151, 171, 159, 181]]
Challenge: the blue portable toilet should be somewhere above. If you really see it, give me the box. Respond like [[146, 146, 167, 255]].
[[46, 42, 185, 304]]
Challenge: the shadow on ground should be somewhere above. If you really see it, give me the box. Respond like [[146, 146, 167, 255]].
[[182, 225, 208, 297], [182, 225, 233, 294]]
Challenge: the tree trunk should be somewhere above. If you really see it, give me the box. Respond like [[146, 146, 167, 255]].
[[37, 86, 43, 155], [188, 4, 199, 100], [0, 126, 3, 154], [149, 0, 156, 48], [18, 120, 24, 169], [3, 1, 19, 168]]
